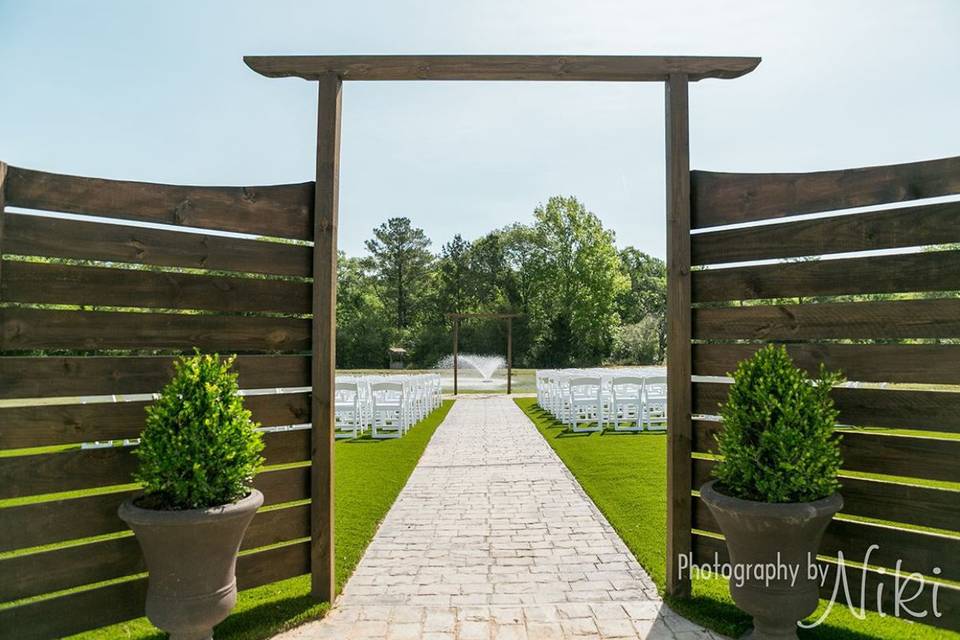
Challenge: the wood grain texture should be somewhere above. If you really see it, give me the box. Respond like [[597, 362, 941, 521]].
[[692, 249, 960, 303], [0, 466, 309, 553], [693, 458, 960, 532], [693, 298, 960, 340], [311, 73, 341, 602], [0, 427, 309, 498], [691, 200, 960, 266], [0, 503, 309, 602], [244, 54, 761, 82], [0, 540, 310, 640], [691, 534, 960, 632], [693, 342, 960, 384], [692, 497, 959, 582], [4, 166, 314, 240], [693, 381, 960, 433], [0, 307, 310, 352], [0, 354, 309, 400], [691, 155, 960, 228], [692, 419, 960, 482], [4, 212, 312, 277], [664, 73, 692, 599], [1, 259, 310, 314], [0, 392, 310, 448]]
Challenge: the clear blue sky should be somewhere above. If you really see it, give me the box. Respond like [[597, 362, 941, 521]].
[[1, 1, 958, 258]]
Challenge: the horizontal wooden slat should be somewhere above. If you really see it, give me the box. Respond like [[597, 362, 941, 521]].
[[4, 166, 314, 240], [0, 307, 310, 352], [693, 298, 960, 340], [0, 354, 310, 400], [2, 259, 310, 314], [244, 54, 761, 82], [693, 342, 960, 385], [0, 425, 310, 498], [691, 200, 960, 266], [691, 533, 960, 632], [692, 496, 960, 582], [693, 458, 960, 532], [0, 393, 310, 448], [0, 503, 309, 602], [3, 212, 312, 277], [0, 466, 309, 552], [691, 155, 960, 228], [693, 381, 960, 434], [692, 420, 960, 482], [0, 540, 310, 640], [692, 249, 960, 303]]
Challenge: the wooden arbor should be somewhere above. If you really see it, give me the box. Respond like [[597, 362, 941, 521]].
[[245, 53, 760, 601], [447, 312, 522, 395]]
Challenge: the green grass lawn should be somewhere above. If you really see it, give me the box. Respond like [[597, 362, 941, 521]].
[[514, 398, 958, 640], [65, 400, 454, 640]]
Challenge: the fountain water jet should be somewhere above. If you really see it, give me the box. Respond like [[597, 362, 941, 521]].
[[435, 353, 506, 383]]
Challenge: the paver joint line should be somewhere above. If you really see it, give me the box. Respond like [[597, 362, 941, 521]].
[[271, 396, 722, 640]]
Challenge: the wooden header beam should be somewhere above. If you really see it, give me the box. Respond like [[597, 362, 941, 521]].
[[244, 55, 760, 82]]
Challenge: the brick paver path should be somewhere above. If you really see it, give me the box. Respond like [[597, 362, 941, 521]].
[[274, 396, 722, 640]]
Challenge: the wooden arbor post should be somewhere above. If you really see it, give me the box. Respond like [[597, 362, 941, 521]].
[[664, 73, 692, 598], [311, 72, 342, 602]]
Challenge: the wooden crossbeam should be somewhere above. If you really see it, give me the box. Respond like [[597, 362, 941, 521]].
[[244, 55, 760, 82]]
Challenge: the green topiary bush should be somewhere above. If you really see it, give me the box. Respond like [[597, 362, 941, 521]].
[[135, 353, 264, 510], [712, 344, 843, 503]]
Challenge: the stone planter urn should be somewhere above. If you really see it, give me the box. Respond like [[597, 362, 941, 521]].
[[700, 480, 842, 640], [119, 490, 263, 640]]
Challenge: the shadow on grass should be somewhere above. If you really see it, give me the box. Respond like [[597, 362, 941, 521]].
[[212, 591, 328, 640]]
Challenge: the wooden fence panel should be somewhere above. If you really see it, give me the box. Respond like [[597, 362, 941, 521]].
[[4, 166, 314, 240], [691, 155, 960, 228], [0, 354, 310, 400], [681, 154, 960, 631], [4, 211, 312, 277], [0, 164, 322, 639]]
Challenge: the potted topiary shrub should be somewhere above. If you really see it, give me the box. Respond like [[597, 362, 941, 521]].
[[119, 353, 264, 640], [700, 345, 844, 640]]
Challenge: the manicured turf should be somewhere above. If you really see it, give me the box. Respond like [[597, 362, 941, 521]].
[[514, 397, 958, 640], [67, 400, 454, 640]]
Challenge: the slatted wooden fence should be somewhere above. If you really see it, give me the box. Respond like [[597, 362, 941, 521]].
[[0, 163, 323, 639], [667, 155, 960, 632]]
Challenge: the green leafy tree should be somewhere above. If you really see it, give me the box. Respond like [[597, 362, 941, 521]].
[[135, 353, 264, 510], [617, 248, 667, 361], [526, 196, 628, 366], [364, 217, 434, 330], [713, 345, 843, 503], [337, 253, 392, 368], [610, 317, 661, 365]]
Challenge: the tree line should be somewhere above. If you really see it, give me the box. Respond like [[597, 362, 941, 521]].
[[337, 195, 667, 369]]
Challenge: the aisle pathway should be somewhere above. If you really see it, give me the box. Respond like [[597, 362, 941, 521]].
[[274, 396, 721, 640]]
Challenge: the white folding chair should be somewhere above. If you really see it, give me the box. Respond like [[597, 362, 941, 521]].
[[642, 376, 667, 430], [334, 381, 363, 439], [371, 381, 405, 439], [567, 376, 604, 433], [610, 376, 645, 432]]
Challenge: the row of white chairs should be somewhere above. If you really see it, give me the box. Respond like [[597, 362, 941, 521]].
[[536, 369, 667, 433], [335, 374, 442, 439]]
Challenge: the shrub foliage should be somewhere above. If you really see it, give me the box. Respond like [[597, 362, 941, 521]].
[[712, 345, 843, 503], [135, 353, 264, 510]]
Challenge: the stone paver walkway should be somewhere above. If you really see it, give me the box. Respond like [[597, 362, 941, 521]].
[[274, 396, 721, 640]]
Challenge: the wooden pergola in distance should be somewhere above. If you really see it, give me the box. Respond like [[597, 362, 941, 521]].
[[446, 312, 522, 395], [245, 53, 760, 602]]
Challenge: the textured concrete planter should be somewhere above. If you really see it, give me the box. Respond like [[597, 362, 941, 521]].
[[119, 490, 263, 640], [700, 480, 842, 640]]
